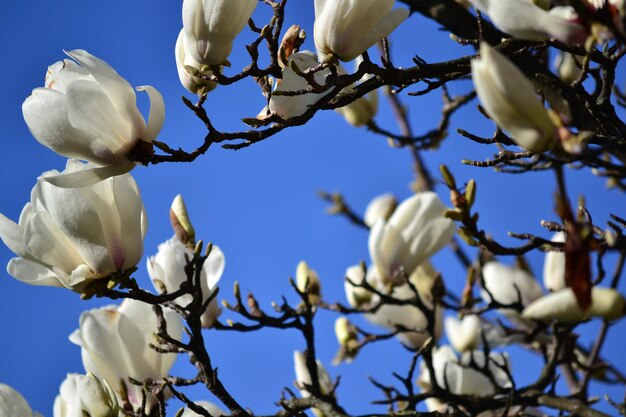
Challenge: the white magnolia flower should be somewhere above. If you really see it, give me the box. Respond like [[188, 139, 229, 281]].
[[543, 231, 566, 292], [522, 287, 626, 322], [22, 50, 164, 188], [344, 264, 375, 308], [468, 0, 587, 43], [296, 260, 322, 304], [419, 346, 512, 398], [481, 261, 543, 309], [182, 0, 257, 66], [69, 299, 183, 412], [472, 43, 556, 153], [0, 384, 42, 417], [148, 237, 224, 328], [365, 262, 443, 349], [180, 401, 228, 417], [53, 373, 118, 417], [363, 193, 397, 228], [314, 0, 409, 62], [293, 350, 334, 417], [0, 160, 147, 291], [260, 52, 334, 120], [368, 192, 455, 285], [444, 314, 482, 353], [175, 29, 218, 95], [555, 52, 584, 84]]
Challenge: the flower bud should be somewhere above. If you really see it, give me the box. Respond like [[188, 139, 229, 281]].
[[472, 43, 557, 153], [314, 0, 409, 62], [555, 52, 584, 84], [278, 25, 306, 68], [170, 194, 196, 246], [344, 264, 373, 308], [296, 260, 322, 305], [444, 314, 482, 353], [53, 373, 118, 417], [364, 193, 397, 228], [468, 0, 587, 43], [481, 261, 544, 310], [333, 317, 359, 364], [543, 232, 566, 292], [182, 0, 257, 66], [175, 30, 218, 95], [523, 287, 626, 322], [293, 351, 334, 417]]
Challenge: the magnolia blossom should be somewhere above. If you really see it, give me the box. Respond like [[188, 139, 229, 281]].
[[555, 52, 584, 84], [148, 237, 224, 328], [182, 0, 257, 66], [344, 264, 374, 308], [260, 52, 334, 120], [293, 350, 334, 417], [22, 50, 164, 187], [364, 193, 397, 228], [472, 43, 556, 153], [363, 263, 443, 349], [369, 192, 455, 285], [522, 287, 626, 322], [419, 346, 512, 399], [468, 0, 587, 44], [175, 29, 218, 95], [543, 232, 566, 292], [69, 299, 183, 411], [0, 384, 42, 417], [0, 160, 146, 291], [481, 261, 543, 309], [314, 0, 409, 62], [53, 373, 118, 417], [180, 401, 228, 417], [444, 314, 482, 353], [296, 260, 322, 305]]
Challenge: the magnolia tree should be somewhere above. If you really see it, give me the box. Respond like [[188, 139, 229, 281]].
[[1, 0, 626, 416]]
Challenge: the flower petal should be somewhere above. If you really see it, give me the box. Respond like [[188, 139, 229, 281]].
[[136, 86, 165, 142]]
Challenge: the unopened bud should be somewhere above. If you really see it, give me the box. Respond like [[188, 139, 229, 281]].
[[170, 195, 196, 246], [278, 25, 305, 68], [296, 261, 322, 304]]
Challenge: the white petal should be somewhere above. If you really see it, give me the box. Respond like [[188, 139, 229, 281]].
[[0, 384, 34, 417], [522, 289, 583, 322], [7, 257, 64, 287], [136, 86, 165, 142], [543, 231, 566, 291], [0, 213, 26, 257], [42, 160, 135, 189]]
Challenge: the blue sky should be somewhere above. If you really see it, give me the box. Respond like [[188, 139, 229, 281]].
[[0, 1, 625, 415]]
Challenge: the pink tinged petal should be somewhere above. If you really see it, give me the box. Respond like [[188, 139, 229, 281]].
[[66, 50, 146, 134], [7, 257, 65, 287], [0, 213, 26, 257], [66, 80, 137, 156], [136, 86, 165, 143], [41, 160, 135, 189], [22, 88, 118, 164]]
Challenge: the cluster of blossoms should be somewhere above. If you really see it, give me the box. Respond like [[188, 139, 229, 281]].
[[2, 0, 626, 416]]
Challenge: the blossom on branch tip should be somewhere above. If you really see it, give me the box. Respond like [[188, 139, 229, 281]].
[[444, 314, 482, 353], [53, 373, 118, 417], [314, 0, 409, 62], [468, 0, 588, 43], [471, 43, 557, 153], [69, 299, 183, 412], [481, 261, 543, 309], [522, 287, 626, 322], [296, 260, 322, 305], [335, 58, 379, 127], [182, 0, 257, 66], [22, 50, 164, 187], [147, 237, 224, 328], [543, 231, 566, 292], [259, 52, 334, 120], [175, 29, 218, 95], [0, 383, 42, 417], [293, 351, 334, 417], [0, 160, 147, 291], [363, 193, 397, 228], [368, 192, 455, 285]]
